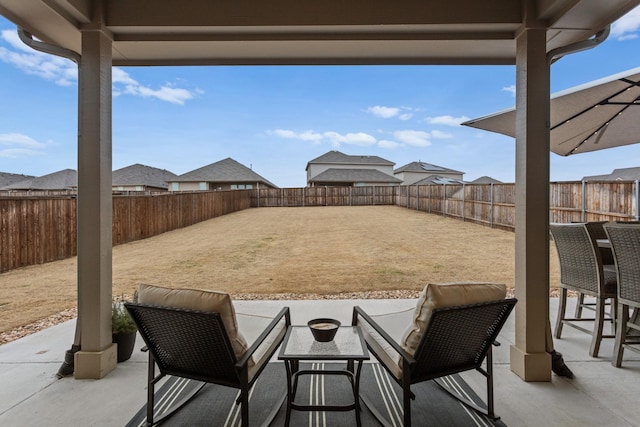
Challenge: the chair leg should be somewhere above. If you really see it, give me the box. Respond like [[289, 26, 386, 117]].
[[403, 383, 412, 427], [589, 296, 606, 357], [240, 388, 249, 427], [613, 303, 628, 368], [555, 288, 568, 339], [402, 368, 412, 427], [575, 292, 585, 318]]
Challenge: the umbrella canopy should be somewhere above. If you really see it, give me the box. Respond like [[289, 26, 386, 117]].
[[462, 67, 640, 156]]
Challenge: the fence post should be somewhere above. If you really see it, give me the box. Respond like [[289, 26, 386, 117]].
[[415, 185, 419, 210], [581, 180, 586, 222], [636, 180, 640, 221], [490, 183, 494, 228], [442, 184, 446, 217], [462, 183, 465, 222], [428, 185, 431, 213]]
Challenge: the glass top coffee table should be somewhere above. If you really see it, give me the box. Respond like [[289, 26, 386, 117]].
[[278, 325, 370, 427]]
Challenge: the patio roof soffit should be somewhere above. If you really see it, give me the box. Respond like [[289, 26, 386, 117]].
[[0, 0, 638, 66]]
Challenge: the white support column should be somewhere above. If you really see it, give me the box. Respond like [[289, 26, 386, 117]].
[[74, 26, 116, 379], [509, 25, 552, 381]]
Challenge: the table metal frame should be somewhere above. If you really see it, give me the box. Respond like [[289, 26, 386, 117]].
[[278, 325, 369, 427]]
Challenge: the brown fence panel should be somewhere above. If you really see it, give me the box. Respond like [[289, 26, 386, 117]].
[[550, 181, 583, 223], [585, 181, 637, 221], [1, 191, 250, 272], [0, 197, 78, 272]]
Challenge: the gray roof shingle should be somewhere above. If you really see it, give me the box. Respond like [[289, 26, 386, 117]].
[[394, 161, 463, 174], [583, 167, 640, 181], [306, 150, 394, 170], [112, 164, 178, 190], [309, 168, 402, 183], [412, 175, 466, 185], [173, 158, 277, 188], [0, 172, 36, 189], [3, 169, 77, 190], [471, 176, 502, 184]]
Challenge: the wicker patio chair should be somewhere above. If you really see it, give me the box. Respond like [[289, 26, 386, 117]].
[[125, 285, 290, 426], [574, 222, 616, 318], [550, 223, 617, 357], [352, 282, 516, 426], [604, 223, 640, 367]]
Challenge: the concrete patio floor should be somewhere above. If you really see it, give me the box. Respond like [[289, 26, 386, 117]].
[[1, 297, 639, 426]]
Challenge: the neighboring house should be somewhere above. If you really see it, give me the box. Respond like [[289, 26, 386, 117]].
[[306, 150, 400, 187], [583, 167, 640, 182], [0, 172, 35, 189], [168, 158, 278, 191], [112, 163, 178, 192], [2, 169, 77, 190], [470, 176, 502, 184], [394, 161, 464, 185]]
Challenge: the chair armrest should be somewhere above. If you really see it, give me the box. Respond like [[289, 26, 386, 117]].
[[236, 307, 290, 368], [353, 306, 416, 367]]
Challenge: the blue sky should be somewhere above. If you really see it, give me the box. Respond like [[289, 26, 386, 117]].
[[1, 9, 640, 188]]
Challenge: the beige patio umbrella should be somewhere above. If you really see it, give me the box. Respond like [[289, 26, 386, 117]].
[[462, 67, 640, 156]]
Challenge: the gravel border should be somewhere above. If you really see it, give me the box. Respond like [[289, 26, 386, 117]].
[[0, 287, 545, 346]]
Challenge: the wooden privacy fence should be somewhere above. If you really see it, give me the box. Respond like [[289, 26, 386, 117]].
[[2, 181, 639, 273], [251, 180, 640, 231], [252, 186, 397, 207], [0, 190, 250, 273]]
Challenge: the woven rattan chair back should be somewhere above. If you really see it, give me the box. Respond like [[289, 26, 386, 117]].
[[126, 303, 240, 386], [411, 299, 516, 383], [584, 221, 615, 265], [605, 224, 640, 305], [550, 223, 602, 294]]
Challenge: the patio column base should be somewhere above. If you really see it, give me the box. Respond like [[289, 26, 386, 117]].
[[73, 344, 117, 379], [509, 345, 551, 382]]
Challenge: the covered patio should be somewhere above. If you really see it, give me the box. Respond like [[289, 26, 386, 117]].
[[1, 0, 639, 394], [1, 297, 639, 425]]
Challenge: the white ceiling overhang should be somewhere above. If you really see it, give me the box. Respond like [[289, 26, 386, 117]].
[[0, 0, 638, 65]]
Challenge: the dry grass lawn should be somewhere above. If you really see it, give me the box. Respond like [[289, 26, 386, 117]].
[[0, 206, 561, 336]]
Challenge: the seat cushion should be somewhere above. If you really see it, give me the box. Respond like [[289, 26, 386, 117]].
[[137, 284, 250, 361], [400, 282, 507, 356]]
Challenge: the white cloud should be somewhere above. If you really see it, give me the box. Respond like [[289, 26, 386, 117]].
[[367, 106, 400, 118], [0, 30, 77, 85], [378, 139, 401, 149], [426, 115, 471, 126], [271, 129, 376, 147], [324, 131, 377, 147], [393, 130, 432, 147], [0, 30, 198, 103], [611, 6, 640, 41], [431, 130, 453, 139], [367, 106, 414, 121], [502, 85, 516, 97], [0, 133, 48, 158], [0, 148, 44, 158], [0, 133, 48, 148], [271, 129, 323, 142]]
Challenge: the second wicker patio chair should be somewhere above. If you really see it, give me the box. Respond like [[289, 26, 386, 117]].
[[604, 223, 640, 367], [550, 223, 617, 357], [353, 282, 516, 426]]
